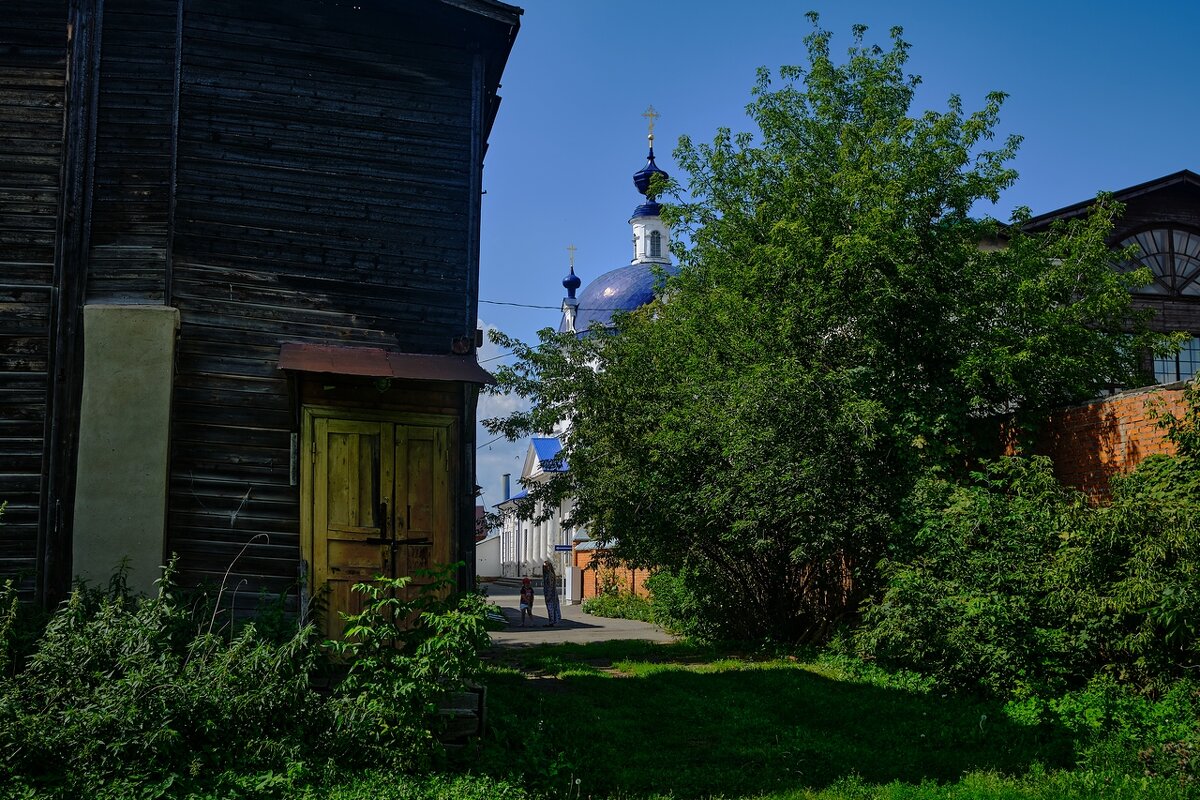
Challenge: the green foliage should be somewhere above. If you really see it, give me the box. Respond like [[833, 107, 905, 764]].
[[0, 565, 329, 797], [325, 563, 491, 764], [581, 588, 654, 623], [0, 562, 493, 798], [859, 447, 1200, 696], [857, 457, 1085, 695], [487, 18, 1166, 644], [1004, 675, 1200, 786], [1150, 379, 1200, 458], [643, 569, 713, 639], [1053, 461, 1200, 691]]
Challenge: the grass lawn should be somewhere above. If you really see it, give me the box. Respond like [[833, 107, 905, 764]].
[[453, 640, 1191, 800]]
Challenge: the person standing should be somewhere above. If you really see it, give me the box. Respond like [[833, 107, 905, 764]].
[[542, 560, 561, 627], [518, 577, 535, 626]]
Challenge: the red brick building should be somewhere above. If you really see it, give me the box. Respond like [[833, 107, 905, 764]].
[[1020, 171, 1200, 498]]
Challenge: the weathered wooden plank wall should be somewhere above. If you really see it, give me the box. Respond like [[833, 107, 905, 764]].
[[166, 0, 481, 600], [0, 1, 68, 592], [86, 0, 180, 302]]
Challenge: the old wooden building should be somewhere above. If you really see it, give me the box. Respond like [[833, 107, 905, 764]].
[[0, 0, 520, 632], [1025, 169, 1200, 383], [1020, 171, 1200, 497]]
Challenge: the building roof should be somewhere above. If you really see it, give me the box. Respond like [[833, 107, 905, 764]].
[[561, 263, 677, 332], [495, 488, 527, 508], [437, 0, 523, 24], [531, 436, 567, 472], [279, 342, 495, 384], [1023, 169, 1200, 230]]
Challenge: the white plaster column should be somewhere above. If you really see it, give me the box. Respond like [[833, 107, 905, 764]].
[[73, 304, 179, 594]]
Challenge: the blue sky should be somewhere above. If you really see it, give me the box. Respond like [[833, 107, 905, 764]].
[[474, 0, 1200, 507]]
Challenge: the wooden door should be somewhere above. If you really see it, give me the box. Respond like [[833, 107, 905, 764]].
[[312, 418, 393, 640], [393, 425, 452, 583], [308, 412, 453, 640]]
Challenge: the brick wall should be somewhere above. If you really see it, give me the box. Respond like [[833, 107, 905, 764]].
[[1029, 382, 1188, 498], [573, 548, 652, 600]]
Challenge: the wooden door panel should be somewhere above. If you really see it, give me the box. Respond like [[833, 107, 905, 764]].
[[394, 425, 450, 583], [325, 426, 380, 532], [313, 418, 393, 639]]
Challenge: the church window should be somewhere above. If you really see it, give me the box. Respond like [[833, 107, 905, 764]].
[[1154, 336, 1200, 384], [649, 230, 662, 258], [1115, 228, 1200, 296]]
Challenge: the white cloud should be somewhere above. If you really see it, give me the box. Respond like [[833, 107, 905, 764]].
[[475, 318, 532, 511]]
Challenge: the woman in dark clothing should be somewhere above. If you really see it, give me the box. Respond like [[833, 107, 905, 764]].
[[541, 559, 562, 626]]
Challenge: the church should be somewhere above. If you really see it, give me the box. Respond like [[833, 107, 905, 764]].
[[489, 117, 674, 590]]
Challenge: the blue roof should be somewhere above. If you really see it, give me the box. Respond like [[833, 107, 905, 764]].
[[494, 488, 527, 508], [532, 436, 567, 472], [562, 263, 678, 332], [631, 200, 662, 219], [632, 147, 669, 199]]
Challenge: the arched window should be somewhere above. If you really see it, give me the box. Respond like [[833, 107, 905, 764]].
[[1116, 228, 1200, 296], [649, 230, 662, 258]]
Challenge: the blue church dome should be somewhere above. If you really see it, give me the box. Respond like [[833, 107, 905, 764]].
[[632, 147, 668, 200], [562, 265, 582, 297], [561, 263, 677, 332], [631, 200, 662, 219]]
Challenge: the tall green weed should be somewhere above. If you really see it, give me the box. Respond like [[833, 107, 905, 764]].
[[0, 561, 492, 798], [325, 564, 491, 765]]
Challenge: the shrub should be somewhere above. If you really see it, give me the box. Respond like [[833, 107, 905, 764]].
[[325, 564, 492, 767], [1005, 675, 1200, 785], [0, 564, 329, 796], [858, 448, 1200, 696], [856, 456, 1084, 695], [644, 569, 715, 639], [0, 561, 493, 797], [1051, 459, 1200, 691], [581, 589, 653, 622]]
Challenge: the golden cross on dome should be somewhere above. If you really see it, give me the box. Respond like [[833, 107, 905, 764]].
[[642, 104, 660, 143], [567, 243, 577, 270]]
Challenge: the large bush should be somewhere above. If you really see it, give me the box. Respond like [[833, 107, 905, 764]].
[[0, 563, 491, 798], [1056, 454, 1200, 691], [856, 456, 1085, 695], [858, 444, 1200, 696]]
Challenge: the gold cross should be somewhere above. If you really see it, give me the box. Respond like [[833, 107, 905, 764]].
[[567, 244, 577, 270], [642, 104, 660, 140]]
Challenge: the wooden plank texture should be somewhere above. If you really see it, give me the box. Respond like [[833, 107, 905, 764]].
[[0, 0, 66, 595]]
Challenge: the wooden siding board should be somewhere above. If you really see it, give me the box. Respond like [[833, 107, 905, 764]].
[[0, 0, 65, 594], [136, 0, 484, 597], [85, 0, 177, 303]]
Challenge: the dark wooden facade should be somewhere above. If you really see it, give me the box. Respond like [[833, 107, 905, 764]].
[[0, 0, 520, 606], [0, 2, 69, 593], [1025, 170, 1200, 339]]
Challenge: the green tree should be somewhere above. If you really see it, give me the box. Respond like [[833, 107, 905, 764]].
[[487, 18, 1167, 642]]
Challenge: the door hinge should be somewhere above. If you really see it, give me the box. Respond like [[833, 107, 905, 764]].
[[311, 439, 316, 463]]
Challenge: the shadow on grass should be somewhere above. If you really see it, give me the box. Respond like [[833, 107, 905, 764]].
[[475, 642, 1077, 799]]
